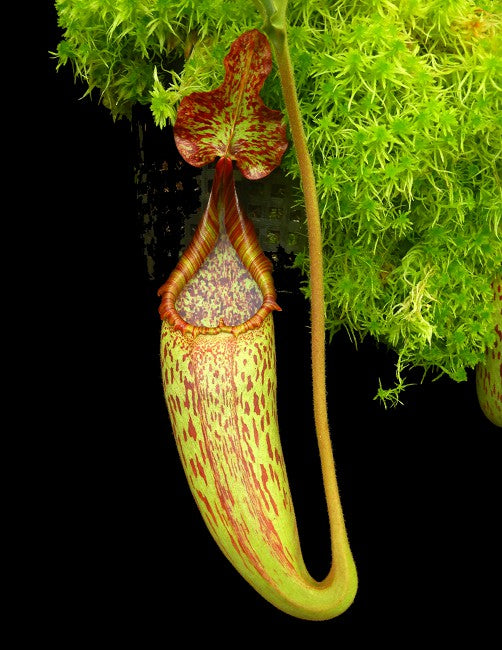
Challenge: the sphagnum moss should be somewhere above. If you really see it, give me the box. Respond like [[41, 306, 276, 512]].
[[54, 0, 502, 403]]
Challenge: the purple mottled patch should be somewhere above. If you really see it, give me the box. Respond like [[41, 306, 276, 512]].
[[176, 233, 263, 327]]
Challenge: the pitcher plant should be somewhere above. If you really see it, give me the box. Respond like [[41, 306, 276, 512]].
[[52, 0, 502, 625], [157, 29, 357, 620]]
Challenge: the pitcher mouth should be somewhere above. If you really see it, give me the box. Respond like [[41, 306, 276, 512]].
[[158, 157, 281, 337]]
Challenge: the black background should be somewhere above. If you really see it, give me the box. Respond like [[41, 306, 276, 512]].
[[47, 3, 499, 643]]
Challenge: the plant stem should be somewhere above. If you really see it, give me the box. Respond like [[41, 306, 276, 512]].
[[270, 30, 357, 590]]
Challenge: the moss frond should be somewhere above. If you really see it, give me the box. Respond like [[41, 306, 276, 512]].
[[53, 0, 502, 404]]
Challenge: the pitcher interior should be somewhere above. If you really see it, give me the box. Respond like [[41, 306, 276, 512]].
[[175, 230, 263, 328]]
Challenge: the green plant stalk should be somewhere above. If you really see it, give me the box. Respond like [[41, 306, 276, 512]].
[[255, 0, 358, 604]]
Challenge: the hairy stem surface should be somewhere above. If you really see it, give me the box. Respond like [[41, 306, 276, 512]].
[[257, 2, 357, 606]]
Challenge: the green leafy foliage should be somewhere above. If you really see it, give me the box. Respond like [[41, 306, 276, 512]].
[[53, 0, 259, 120], [54, 0, 502, 402]]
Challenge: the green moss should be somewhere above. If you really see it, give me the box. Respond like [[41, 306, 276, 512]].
[[53, 0, 502, 403]]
